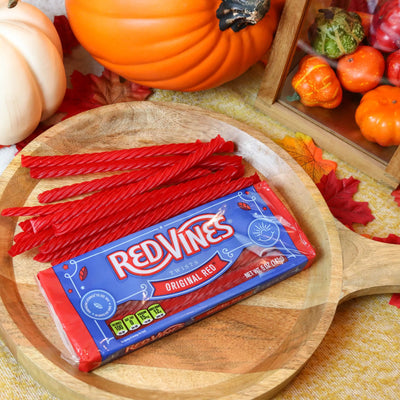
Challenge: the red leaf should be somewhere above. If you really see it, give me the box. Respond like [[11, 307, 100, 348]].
[[316, 170, 375, 229], [57, 70, 102, 118], [389, 293, 400, 308], [15, 124, 48, 152], [392, 186, 400, 207], [372, 234, 400, 244], [58, 69, 153, 120], [90, 69, 153, 105], [53, 15, 80, 55]]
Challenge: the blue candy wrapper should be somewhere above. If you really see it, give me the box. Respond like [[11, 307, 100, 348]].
[[37, 181, 316, 371]]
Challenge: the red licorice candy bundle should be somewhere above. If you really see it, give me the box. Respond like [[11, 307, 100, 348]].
[[9, 166, 243, 257], [3, 136, 260, 266], [35, 174, 260, 264]]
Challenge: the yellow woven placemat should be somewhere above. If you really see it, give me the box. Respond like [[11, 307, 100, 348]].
[[1, 63, 399, 399]]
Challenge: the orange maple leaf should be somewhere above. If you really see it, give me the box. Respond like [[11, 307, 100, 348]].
[[277, 133, 337, 183]]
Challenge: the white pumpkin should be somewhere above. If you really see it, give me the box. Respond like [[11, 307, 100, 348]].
[[0, 0, 66, 145]]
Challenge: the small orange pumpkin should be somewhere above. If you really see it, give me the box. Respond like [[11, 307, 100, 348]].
[[65, 0, 284, 91], [291, 55, 342, 109], [355, 85, 400, 146]]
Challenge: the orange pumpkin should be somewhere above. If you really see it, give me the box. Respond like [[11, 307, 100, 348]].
[[65, 0, 284, 91], [355, 85, 400, 146], [291, 55, 342, 109]]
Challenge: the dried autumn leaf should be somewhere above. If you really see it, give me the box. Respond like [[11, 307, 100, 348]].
[[277, 132, 337, 183], [58, 69, 153, 119], [316, 170, 375, 229], [53, 15, 80, 55], [90, 69, 153, 105]]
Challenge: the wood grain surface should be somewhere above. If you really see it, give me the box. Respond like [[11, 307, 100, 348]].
[[0, 101, 399, 400]]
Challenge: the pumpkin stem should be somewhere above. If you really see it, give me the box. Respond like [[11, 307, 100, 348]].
[[318, 8, 334, 20], [8, 0, 18, 8], [286, 92, 301, 102], [217, 0, 271, 32]]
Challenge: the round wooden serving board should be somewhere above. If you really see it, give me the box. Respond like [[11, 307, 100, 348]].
[[0, 101, 399, 400]]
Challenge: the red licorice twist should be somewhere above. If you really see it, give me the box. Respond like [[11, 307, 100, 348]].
[[21, 140, 234, 168]]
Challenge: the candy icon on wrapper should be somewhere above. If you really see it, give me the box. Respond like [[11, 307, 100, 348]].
[[37, 181, 316, 372]]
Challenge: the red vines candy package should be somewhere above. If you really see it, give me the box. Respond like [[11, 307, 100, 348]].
[[37, 181, 316, 371]]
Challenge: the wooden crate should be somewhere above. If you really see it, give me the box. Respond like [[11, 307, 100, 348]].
[[255, 0, 400, 188]]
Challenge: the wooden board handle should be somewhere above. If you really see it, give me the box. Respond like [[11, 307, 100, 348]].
[[339, 223, 400, 302]]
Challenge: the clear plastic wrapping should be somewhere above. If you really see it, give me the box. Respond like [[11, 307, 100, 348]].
[[37, 181, 316, 372]]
